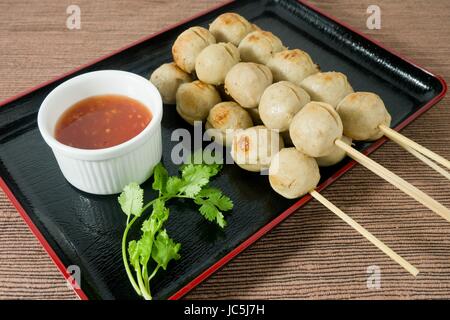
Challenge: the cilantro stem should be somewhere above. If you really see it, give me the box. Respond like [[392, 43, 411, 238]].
[[148, 265, 161, 282], [142, 264, 150, 292], [146, 265, 161, 296], [175, 194, 193, 199], [121, 197, 168, 298], [122, 214, 141, 296], [141, 195, 171, 212], [135, 268, 152, 300]]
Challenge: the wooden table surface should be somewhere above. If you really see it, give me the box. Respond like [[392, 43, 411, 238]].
[[1, 0, 450, 300]]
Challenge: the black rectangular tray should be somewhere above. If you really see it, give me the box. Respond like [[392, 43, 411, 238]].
[[0, 0, 446, 300]]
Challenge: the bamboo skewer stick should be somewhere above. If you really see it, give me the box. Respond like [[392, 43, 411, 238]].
[[379, 124, 450, 170], [310, 190, 419, 276], [335, 139, 450, 222], [397, 141, 450, 181]]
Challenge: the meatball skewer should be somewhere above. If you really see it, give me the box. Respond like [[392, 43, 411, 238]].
[[290, 101, 450, 222], [269, 148, 419, 276], [337, 91, 450, 177]]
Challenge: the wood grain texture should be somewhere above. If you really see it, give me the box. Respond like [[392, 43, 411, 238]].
[[0, 0, 449, 300]]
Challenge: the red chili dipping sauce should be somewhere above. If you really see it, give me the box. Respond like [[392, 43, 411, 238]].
[[55, 94, 152, 149]]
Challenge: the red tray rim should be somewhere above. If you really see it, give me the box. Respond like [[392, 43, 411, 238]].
[[0, 0, 447, 300]]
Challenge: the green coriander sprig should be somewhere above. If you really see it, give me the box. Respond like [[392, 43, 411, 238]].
[[119, 161, 233, 300]]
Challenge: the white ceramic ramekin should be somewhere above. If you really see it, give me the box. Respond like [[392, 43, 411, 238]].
[[37, 70, 163, 195]]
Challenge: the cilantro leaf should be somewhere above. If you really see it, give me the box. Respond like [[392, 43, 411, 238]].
[[118, 183, 143, 217], [198, 203, 227, 228], [128, 240, 140, 271], [140, 199, 169, 237], [179, 164, 210, 197], [194, 188, 233, 228], [138, 199, 170, 267], [196, 188, 234, 211], [137, 230, 153, 267], [141, 218, 157, 234], [198, 203, 218, 221], [180, 162, 222, 179], [152, 163, 168, 194], [151, 230, 181, 270], [150, 198, 169, 226], [166, 176, 185, 196], [178, 163, 223, 197], [215, 211, 227, 229]]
